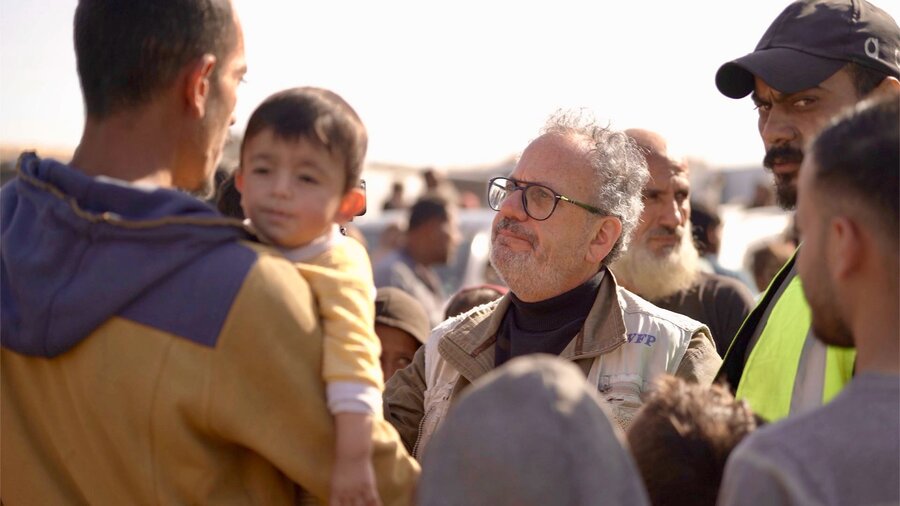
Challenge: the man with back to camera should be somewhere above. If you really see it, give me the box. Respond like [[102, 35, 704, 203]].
[[612, 129, 755, 355], [719, 95, 899, 506], [0, 1, 418, 504], [383, 111, 722, 459], [713, 0, 899, 422]]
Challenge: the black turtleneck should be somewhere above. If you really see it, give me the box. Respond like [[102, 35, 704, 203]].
[[494, 270, 605, 367]]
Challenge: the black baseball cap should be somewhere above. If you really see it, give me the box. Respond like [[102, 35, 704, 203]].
[[716, 0, 900, 99]]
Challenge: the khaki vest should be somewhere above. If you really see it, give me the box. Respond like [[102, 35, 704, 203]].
[[414, 287, 709, 458]]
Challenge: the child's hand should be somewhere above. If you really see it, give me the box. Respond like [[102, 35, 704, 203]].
[[330, 455, 381, 506]]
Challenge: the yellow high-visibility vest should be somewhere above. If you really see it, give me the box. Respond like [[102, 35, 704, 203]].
[[734, 269, 856, 421]]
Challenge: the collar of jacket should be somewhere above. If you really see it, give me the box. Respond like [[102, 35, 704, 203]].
[[437, 268, 629, 384]]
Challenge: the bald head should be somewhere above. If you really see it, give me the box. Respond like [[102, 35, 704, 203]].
[[625, 129, 688, 176]]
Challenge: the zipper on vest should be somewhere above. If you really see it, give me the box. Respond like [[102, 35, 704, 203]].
[[411, 389, 452, 459], [411, 404, 436, 459]]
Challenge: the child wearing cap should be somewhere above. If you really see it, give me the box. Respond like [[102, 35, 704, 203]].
[[235, 87, 383, 505], [374, 287, 431, 381]]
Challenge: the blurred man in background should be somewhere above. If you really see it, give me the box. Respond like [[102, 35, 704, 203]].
[[373, 196, 460, 326]]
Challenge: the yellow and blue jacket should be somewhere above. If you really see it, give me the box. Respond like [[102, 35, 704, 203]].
[[0, 153, 418, 505]]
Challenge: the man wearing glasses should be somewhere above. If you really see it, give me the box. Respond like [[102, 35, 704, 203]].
[[384, 112, 722, 458]]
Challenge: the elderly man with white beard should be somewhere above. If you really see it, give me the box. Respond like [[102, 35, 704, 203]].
[[383, 112, 722, 460], [613, 129, 755, 355]]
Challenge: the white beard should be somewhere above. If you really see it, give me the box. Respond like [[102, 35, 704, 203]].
[[611, 228, 700, 300]]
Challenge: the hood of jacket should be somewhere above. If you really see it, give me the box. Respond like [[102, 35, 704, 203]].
[[1, 153, 251, 357]]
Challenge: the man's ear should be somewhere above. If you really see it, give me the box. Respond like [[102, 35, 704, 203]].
[[868, 76, 900, 99], [586, 216, 623, 264], [184, 54, 217, 118], [828, 216, 863, 281], [335, 187, 366, 224]]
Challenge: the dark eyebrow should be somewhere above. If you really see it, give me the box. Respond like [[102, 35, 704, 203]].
[[752, 84, 824, 106]]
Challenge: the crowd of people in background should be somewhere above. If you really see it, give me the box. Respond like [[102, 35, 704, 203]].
[[1, 0, 898, 505]]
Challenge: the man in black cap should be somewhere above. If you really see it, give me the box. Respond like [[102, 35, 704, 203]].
[[714, 0, 899, 423], [719, 94, 899, 506]]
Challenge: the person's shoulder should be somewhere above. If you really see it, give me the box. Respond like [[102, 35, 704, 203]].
[[698, 271, 749, 292], [618, 286, 706, 333], [306, 235, 372, 276], [373, 249, 414, 284], [697, 272, 755, 303], [237, 240, 313, 295]]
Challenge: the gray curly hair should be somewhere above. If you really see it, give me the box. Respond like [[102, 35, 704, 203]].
[[542, 109, 648, 264]]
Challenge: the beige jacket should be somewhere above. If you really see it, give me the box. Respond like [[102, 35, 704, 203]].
[[384, 270, 721, 458]]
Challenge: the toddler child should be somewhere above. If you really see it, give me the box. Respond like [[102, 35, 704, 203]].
[[235, 87, 382, 506]]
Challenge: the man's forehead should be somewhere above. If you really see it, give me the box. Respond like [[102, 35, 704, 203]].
[[515, 134, 592, 179]]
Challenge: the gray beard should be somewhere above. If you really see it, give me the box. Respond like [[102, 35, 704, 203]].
[[611, 232, 700, 300]]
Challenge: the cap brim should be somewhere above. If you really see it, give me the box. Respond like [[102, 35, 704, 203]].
[[375, 315, 428, 344], [716, 47, 846, 99]]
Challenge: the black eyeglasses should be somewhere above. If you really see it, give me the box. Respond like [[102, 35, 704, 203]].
[[487, 176, 606, 221]]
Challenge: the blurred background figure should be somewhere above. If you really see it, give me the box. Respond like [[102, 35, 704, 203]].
[[418, 355, 650, 506], [374, 287, 431, 381], [690, 201, 757, 294], [443, 284, 508, 320], [749, 182, 775, 208], [613, 129, 754, 354], [373, 197, 460, 326], [381, 181, 406, 211], [369, 222, 405, 265], [627, 376, 761, 506], [748, 238, 796, 293], [422, 167, 460, 205]]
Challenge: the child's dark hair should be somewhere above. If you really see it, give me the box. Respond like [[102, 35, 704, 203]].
[[240, 87, 367, 192], [626, 376, 762, 506]]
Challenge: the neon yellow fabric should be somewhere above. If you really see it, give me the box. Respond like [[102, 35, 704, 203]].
[[736, 275, 856, 421], [736, 275, 811, 420]]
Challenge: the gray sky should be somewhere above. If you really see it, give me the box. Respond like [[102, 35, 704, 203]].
[[2, 0, 896, 168]]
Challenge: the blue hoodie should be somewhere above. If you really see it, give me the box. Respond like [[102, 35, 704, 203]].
[[1, 152, 254, 357]]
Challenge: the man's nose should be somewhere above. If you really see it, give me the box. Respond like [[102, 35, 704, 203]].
[[759, 107, 797, 149], [499, 188, 528, 221], [659, 198, 685, 228]]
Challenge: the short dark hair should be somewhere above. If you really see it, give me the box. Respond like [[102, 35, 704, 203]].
[[690, 202, 721, 256], [74, 0, 236, 118], [240, 87, 367, 193], [408, 197, 451, 231], [810, 94, 899, 247], [845, 62, 891, 97], [627, 376, 760, 506]]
